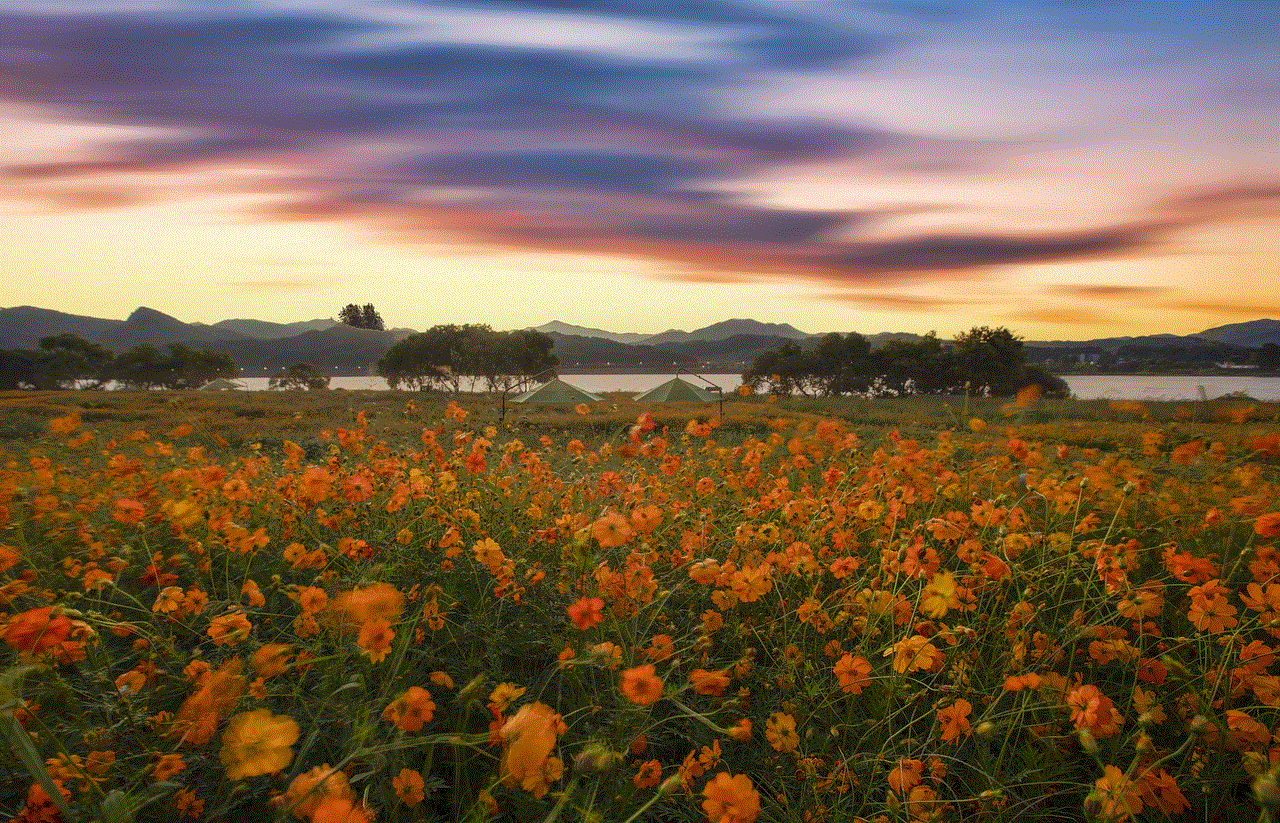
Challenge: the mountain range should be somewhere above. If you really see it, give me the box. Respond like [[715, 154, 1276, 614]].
[[2, 306, 1278, 374]]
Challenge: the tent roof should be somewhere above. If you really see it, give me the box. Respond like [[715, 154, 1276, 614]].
[[198, 378, 245, 391], [510, 378, 601, 404], [633, 377, 720, 403]]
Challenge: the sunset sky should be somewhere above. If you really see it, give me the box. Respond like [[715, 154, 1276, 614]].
[[2, 0, 1277, 340]]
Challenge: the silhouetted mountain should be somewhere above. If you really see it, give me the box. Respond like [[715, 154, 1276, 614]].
[[641, 319, 811, 346], [1026, 333, 1199, 351], [1197, 319, 1280, 348], [212, 317, 337, 339], [656, 334, 799, 369], [547, 332, 697, 371], [532, 321, 649, 345], [0, 305, 249, 351], [209, 325, 413, 373]]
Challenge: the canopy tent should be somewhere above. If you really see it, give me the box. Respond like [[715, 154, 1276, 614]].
[[633, 377, 720, 403], [510, 378, 601, 404], [198, 378, 245, 391]]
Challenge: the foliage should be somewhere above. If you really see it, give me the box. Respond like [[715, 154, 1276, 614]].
[[105, 344, 238, 390], [338, 304, 385, 331], [1, 395, 1279, 823], [746, 327, 1042, 398], [0, 335, 113, 390], [268, 363, 330, 391], [377, 325, 557, 391]]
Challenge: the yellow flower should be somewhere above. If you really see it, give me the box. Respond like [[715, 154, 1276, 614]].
[[219, 709, 300, 780]]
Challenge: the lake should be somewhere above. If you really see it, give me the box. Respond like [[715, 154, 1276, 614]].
[[237, 373, 1280, 401]]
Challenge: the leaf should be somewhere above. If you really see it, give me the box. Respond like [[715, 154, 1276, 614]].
[[101, 789, 138, 823], [0, 707, 75, 822]]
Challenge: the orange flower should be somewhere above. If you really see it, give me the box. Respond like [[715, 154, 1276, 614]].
[[1187, 579, 1238, 633], [499, 702, 567, 798], [382, 686, 436, 732], [279, 765, 354, 820], [207, 610, 253, 646], [357, 618, 395, 663], [1067, 684, 1125, 739], [567, 597, 605, 630], [633, 759, 663, 789], [701, 772, 761, 823], [887, 758, 923, 795], [171, 659, 246, 746], [890, 635, 941, 674], [324, 582, 404, 633], [620, 664, 664, 706], [1003, 673, 1042, 692], [251, 643, 294, 678], [937, 699, 972, 743], [311, 797, 374, 823], [219, 709, 299, 780], [1087, 765, 1141, 821], [1255, 512, 1280, 539], [152, 753, 186, 781], [591, 512, 634, 548], [629, 504, 663, 534], [689, 668, 731, 696], [393, 768, 425, 808], [765, 712, 799, 753], [834, 654, 872, 694], [3, 606, 73, 653]]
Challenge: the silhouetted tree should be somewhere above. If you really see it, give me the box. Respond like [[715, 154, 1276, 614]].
[[377, 325, 556, 391], [338, 303, 385, 330], [952, 326, 1025, 396], [361, 304, 384, 331], [269, 363, 330, 391]]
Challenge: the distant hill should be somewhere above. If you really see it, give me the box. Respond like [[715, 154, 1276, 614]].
[[533, 321, 649, 345], [642, 319, 811, 346], [207, 325, 412, 373], [0, 305, 249, 351], [5, 306, 1278, 377], [1197, 319, 1280, 348], [547, 332, 698, 371], [212, 317, 337, 339]]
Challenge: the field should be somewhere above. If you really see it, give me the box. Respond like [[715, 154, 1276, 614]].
[[2, 388, 1280, 823]]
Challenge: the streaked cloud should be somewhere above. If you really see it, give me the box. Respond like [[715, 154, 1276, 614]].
[[0, 0, 1276, 336]]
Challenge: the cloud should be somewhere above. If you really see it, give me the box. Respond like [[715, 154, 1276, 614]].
[[822, 293, 979, 312], [1, 0, 1270, 304], [809, 224, 1162, 280], [1054, 284, 1169, 299], [1004, 307, 1117, 326], [1164, 299, 1280, 318]]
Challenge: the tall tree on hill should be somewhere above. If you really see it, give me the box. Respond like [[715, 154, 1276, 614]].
[[338, 303, 385, 331]]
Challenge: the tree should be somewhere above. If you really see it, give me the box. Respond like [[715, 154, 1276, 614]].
[[0, 349, 38, 390], [34, 334, 113, 389], [106, 344, 169, 389], [952, 326, 1025, 396], [106, 344, 237, 389], [875, 333, 953, 396], [361, 304, 384, 331], [338, 303, 384, 331], [377, 325, 557, 391], [269, 363, 330, 391]]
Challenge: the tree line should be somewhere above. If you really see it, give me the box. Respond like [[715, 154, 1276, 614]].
[[744, 326, 1069, 398], [0, 335, 239, 390], [377, 325, 557, 392]]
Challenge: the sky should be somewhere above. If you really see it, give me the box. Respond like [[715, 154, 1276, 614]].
[[1, 0, 1277, 340]]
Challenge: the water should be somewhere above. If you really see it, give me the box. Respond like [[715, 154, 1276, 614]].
[[234, 373, 1280, 401], [1060, 374, 1280, 402], [237, 374, 743, 394]]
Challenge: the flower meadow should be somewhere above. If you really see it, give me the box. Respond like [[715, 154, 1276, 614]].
[[2, 393, 1280, 823]]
